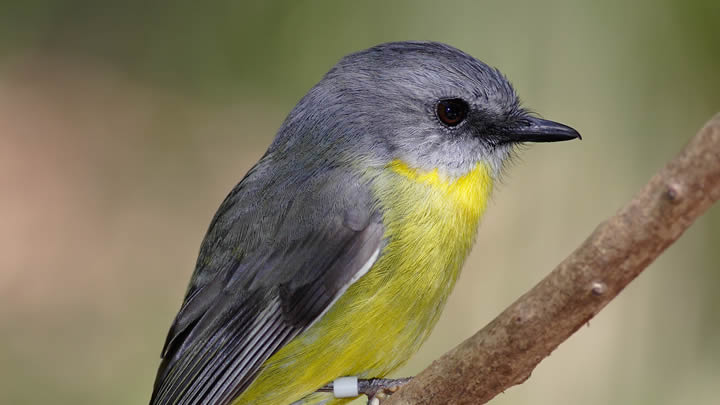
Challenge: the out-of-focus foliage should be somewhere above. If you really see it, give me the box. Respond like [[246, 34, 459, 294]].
[[0, 1, 718, 404]]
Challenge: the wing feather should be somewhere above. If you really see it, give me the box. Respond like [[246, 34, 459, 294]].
[[150, 166, 383, 405]]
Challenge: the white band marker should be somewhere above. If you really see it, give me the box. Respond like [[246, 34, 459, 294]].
[[333, 376, 359, 398]]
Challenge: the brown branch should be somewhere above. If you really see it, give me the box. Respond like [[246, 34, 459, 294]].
[[384, 113, 720, 405]]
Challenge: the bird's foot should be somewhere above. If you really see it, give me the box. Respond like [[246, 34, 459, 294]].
[[360, 378, 412, 405], [317, 377, 411, 403]]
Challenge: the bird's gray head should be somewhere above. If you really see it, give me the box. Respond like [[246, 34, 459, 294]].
[[271, 41, 579, 179]]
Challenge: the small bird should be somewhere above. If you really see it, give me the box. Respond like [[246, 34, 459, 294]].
[[150, 41, 580, 405]]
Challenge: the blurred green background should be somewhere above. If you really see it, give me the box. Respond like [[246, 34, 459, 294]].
[[1, 1, 718, 404]]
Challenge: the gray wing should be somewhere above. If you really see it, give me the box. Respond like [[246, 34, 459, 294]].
[[150, 162, 383, 405]]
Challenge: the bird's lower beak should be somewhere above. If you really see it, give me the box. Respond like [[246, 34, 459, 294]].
[[506, 116, 581, 143]]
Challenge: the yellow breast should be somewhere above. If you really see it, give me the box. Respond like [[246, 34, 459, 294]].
[[235, 160, 493, 405], [362, 159, 493, 351]]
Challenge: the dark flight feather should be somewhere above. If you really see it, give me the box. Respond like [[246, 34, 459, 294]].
[[150, 161, 383, 405]]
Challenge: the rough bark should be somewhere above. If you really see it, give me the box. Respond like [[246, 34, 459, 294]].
[[384, 114, 720, 405]]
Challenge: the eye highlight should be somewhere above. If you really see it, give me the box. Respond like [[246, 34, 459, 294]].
[[435, 98, 469, 127]]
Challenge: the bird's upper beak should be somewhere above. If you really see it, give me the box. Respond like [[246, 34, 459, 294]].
[[505, 116, 581, 143]]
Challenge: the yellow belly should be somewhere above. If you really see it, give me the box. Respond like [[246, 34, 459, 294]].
[[234, 160, 493, 404]]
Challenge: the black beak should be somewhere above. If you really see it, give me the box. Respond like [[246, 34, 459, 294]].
[[505, 116, 581, 143]]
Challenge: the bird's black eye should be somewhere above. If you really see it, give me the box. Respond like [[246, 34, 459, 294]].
[[436, 98, 469, 127]]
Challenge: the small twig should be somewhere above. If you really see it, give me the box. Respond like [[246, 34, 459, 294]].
[[382, 114, 720, 405]]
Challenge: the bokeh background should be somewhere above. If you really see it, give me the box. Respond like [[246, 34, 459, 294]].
[[1, 1, 718, 404]]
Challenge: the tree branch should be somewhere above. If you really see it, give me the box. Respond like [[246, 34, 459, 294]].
[[384, 113, 720, 405]]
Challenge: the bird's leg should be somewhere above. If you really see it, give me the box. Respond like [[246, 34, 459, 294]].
[[317, 377, 412, 404], [360, 378, 412, 404]]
